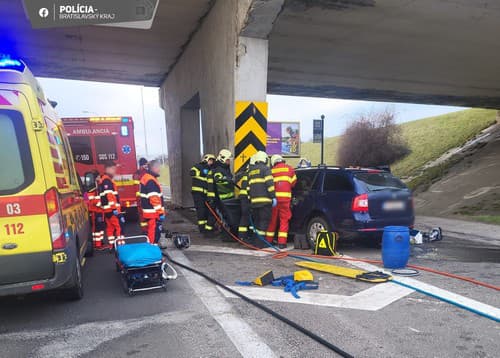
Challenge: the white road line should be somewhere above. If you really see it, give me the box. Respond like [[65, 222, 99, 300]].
[[220, 282, 413, 311], [189, 245, 272, 257], [344, 256, 500, 321], [169, 250, 277, 358], [0, 310, 197, 358]]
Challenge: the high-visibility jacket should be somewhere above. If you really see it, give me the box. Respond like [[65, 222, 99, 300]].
[[99, 174, 120, 213], [134, 168, 148, 198], [140, 172, 165, 219], [271, 162, 297, 203], [247, 163, 275, 207], [239, 173, 249, 202], [190, 162, 209, 195], [206, 162, 234, 201], [86, 188, 102, 213]]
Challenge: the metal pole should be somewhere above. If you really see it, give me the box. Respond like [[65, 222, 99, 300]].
[[141, 86, 149, 157], [320, 114, 325, 165]]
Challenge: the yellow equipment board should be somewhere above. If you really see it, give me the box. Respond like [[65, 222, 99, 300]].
[[234, 101, 268, 173], [295, 261, 392, 283]]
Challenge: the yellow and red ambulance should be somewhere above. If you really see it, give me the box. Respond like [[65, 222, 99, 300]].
[[0, 57, 91, 300]]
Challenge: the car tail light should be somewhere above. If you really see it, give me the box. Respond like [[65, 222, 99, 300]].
[[31, 284, 45, 291], [44, 188, 66, 250], [352, 194, 369, 212]]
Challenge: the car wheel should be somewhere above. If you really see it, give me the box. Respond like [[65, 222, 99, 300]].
[[64, 251, 84, 300], [306, 216, 331, 248], [84, 234, 94, 258]]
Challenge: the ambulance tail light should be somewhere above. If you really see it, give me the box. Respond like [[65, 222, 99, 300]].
[[352, 194, 369, 213], [45, 188, 66, 250]]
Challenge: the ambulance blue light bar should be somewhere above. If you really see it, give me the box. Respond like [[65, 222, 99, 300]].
[[0, 57, 25, 71], [121, 117, 129, 123]]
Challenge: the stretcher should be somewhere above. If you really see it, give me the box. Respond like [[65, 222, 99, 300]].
[[114, 235, 177, 296]]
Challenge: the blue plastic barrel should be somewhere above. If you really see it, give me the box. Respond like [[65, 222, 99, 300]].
[[382, 226, 410, 269]]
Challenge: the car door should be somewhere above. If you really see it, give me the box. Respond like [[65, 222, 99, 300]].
[[290, 169, 320, 232], [321, 171, 356, 231]]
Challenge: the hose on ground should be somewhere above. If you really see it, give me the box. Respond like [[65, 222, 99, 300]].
[[167, 255, 354, 358], [204, 202, 500, 291]]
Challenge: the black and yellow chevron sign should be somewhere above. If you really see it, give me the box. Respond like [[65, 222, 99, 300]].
[[234, 101, 268, 173]]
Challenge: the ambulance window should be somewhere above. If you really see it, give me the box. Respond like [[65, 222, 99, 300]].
[[0, 110, 34, 195], [69, 136, 94, 165], [95, 136, 117, 164], [120, 125, 129, 136], [60, 132, 78, 185]]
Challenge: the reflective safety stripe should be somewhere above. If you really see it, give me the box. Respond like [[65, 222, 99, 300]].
[[278, 232, 288, 238], [219, 192, 235, 200], [276, 192, 292, 198], [207, 192, 216, 198], [266, 231, 275, 237], [238, 227, 248, 232], [142, 208, 157, 213], [139, 192, 162, 198], [256, 229, 266, 236], [140, 222, 148, 227], [100, 190, 118, 195], [274, 175, 295, 183], [250, 197, 272, 204], [205, 225, 213, 230], [272, 167, 290, 174], [267, 186, 275, 192], [248, 178, 267, 184], [192, 176, 206, 181], [192, 187, 205, 193], [198, 220, 207, 225]]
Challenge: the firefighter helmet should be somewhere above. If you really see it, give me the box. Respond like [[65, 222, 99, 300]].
[[250, 151, 268, 165], [174, 234, 191, 249], [217, 149, 232, 163], [202, 154, 216, 163], [270, 154, 284, 166]]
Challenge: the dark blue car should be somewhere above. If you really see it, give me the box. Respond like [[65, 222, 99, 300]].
[[290, 166, 414, 243]]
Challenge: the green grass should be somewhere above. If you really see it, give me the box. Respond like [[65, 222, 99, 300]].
[[158, 164, 170, 186], [466, 215, 500, 225], [294, 109, 497, 180]]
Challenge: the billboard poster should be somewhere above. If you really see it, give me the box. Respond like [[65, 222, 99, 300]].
[[267, 122, 300, 157]]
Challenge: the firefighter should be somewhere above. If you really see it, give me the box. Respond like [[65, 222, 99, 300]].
[[237, 166, 250, 241], [86, 170, 105, 249], [134, 158, 149, 233], [247, 151, 276, 239], [140, 160, 166, 244], [266, 154, 297, 249], [190, 154, 215, 232], [205, 149, 234, 234], [99, 162, 122, 247]]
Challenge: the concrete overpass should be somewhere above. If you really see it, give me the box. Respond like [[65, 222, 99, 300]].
[[2, 0, 500, 205]]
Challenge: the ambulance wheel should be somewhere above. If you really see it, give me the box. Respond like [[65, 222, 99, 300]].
[[64, 253, 84, 300], [84, 236, 94, 258], [306, 216, 331, 248]]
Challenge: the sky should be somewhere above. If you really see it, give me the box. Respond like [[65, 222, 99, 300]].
[[38, 77, 466, 158]]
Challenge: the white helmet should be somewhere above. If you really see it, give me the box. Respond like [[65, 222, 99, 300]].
[[217, 149, 232, 163], [270, 154, 284, 167], [250, 151, 268, 165]]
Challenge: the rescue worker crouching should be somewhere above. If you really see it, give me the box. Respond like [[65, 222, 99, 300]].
[[140, 160, 166, 244], [205, 149, 234, 236], [247, 151, 276, 240], [99, 162, 123, 247], [191, 154, 215, 233], [134, 157, 149, 234], [266, 155, 297, 249]]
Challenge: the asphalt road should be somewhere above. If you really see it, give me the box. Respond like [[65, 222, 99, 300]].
[[0, 216, 499, 358]]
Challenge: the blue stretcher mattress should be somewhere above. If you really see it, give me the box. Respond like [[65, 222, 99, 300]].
[[117, 243, 163, 268]]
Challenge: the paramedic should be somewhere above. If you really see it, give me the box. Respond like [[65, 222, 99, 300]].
[[247, 151, 276, 239], [190, 154, 215, 232], [140, 160, 166, 244], [99, 162, 122, 247], [266, 155, 297, 249], [87, 170, 105, 249], [134, 157, 149, 233]]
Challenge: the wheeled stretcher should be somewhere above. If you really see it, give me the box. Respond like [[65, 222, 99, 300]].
[[114, 235, 177, 296]]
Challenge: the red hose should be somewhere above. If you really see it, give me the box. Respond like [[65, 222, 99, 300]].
[[204, 203, 500, 291]]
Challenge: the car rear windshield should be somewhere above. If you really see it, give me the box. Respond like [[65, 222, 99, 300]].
[[354, 171, 407, 191], [0, 110, 34, 195]]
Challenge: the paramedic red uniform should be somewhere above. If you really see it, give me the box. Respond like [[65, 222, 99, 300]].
[[99, 174, 122, 245], [140, 172, 165, 244], [266, 162, 297, 245], [134, 168, 149, 233]]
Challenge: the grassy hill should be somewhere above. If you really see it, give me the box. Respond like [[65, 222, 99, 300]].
[[293, 108, 497, 179]]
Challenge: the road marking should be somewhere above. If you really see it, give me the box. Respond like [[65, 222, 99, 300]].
[[344, 256, 500, 321], [169, 250, 277, 358], [219, 282, 413, 311], [189, 245, 277, 257], [0, 310, 197, 358]]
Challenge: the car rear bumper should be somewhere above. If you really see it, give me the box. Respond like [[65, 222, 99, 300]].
[[349, 213, 415, 233], [0, 251, 73, 297]]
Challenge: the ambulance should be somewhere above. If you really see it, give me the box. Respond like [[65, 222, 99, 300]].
[[62, 116, 139, 219], [0, 57, 91, 300]]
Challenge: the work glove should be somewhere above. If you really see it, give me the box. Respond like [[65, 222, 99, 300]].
[[202, 168, 209, 175], [113, 210, 120, 216], [159, 215, 166, 222], [272, 198, 277, 208], [119, 215, 126, 224]]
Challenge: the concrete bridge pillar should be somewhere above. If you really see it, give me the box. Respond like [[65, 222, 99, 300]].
[[160, 0, 283, 206]]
